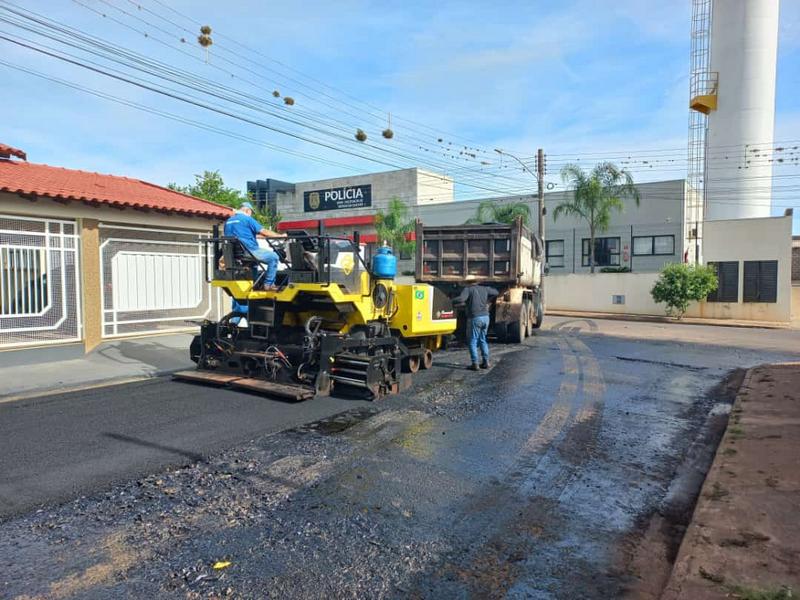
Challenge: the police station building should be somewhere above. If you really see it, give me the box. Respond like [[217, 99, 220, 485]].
[[248, 166, 691, 273], [249, 168, 454, 258]]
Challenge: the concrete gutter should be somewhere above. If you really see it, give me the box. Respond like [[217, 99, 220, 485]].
[[546, 310, 789, 330], [0, 333, 195, 402]]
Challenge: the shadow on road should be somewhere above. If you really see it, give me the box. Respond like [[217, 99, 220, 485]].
[[104, 432, 205, 462]]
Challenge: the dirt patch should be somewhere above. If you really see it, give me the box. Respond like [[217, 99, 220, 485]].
[[661, 363, 800, 599]]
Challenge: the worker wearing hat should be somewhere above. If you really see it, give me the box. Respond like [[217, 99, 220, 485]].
[[224, 201, 286, 289]]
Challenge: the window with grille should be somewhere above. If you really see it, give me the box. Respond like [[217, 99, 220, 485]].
[[582, 237, 620, 267], [743, 260, 778, 303], [0, 246, 49, 316], [546, 240, 564, 268], [706, 261, 738, 302]]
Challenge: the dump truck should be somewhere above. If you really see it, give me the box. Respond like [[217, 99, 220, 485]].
[[414, 217, 544, 343]]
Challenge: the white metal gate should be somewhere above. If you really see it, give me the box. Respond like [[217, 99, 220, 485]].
[[0, 215, 81, 348], [100, 224, 224, 337]]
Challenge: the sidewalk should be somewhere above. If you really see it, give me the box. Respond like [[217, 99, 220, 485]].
[[547, 309, 791, 330], [0, 333, 195, 400], [662, 363, 800, 599]]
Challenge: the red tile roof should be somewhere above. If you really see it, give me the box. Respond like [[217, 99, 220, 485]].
[[0, 144, 27, 160], [0, 157, 233, 219]]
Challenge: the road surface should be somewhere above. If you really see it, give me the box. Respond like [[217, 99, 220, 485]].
[[1, 317, 799, 599]]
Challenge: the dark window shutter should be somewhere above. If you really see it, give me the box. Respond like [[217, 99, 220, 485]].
[[707, 262, 720, 301], [743, 261, 759, 302], [707, 261, 738, 302], [758, 260, 778, 303], [719, 261, 739, 302], [743, 260, 778, 303]]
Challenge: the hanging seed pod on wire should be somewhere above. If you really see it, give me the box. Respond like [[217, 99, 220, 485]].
[[272, 90, 280, 97], [382, 113, 393, 139], [198, 26, 213, 63], [283, 96, 295, 106], [355, 129, 367, 142]]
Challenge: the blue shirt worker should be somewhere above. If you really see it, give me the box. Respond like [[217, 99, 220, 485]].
[[454, 283, 499, 371], [223, 201, 285, 289]]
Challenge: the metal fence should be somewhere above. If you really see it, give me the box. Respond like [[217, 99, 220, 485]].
[[99, 224, 224, 337], [0, 215, 81, 348]]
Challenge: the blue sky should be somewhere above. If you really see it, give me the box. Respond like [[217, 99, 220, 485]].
[[1, 0, 798, 226]]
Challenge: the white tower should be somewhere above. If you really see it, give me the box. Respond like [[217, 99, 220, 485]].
[[703, 0, 780, 220]]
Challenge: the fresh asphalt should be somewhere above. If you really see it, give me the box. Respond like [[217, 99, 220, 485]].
[[2, 317, 800, 598], [2, 317, 799, 522], [0, 378, 372, 519]]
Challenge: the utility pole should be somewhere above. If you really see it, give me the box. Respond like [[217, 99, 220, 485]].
[[536, 148, 545, 243], [493, 147, 545, 242]]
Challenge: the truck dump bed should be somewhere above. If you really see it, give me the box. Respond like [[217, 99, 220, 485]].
[[415, 219, 540, 287]]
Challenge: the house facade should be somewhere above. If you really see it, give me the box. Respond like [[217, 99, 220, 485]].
[[0, 143, 231, 354]]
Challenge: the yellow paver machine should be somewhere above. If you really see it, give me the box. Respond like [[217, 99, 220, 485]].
[[173, 227, 457, 401]]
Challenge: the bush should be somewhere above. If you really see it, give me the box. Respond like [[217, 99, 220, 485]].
[[651, 263, 718, 319], [600, 266, 630, 273]]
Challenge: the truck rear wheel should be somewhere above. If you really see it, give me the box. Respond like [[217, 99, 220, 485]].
[[507, 301, 527, 344], [533, 297, 544, 329], [421, 349, 433, 370]]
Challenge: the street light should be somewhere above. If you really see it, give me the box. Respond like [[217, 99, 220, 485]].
[[494, 148, 545, 243]]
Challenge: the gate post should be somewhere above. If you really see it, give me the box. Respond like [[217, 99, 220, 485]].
[[81, 219, 102, 353]]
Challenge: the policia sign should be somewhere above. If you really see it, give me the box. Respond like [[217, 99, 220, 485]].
[[303, 184, 372, 212]]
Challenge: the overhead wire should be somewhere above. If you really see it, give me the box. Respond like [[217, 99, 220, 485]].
[[0, 6, 542, 197], [2, 1, 795, 210]]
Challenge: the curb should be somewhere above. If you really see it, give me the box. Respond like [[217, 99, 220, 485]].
[[0, 368, 185, 405], [659, 366, 755, 600], [547, 310, 788, 330]]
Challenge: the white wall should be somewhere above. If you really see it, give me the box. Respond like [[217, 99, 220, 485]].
[[690, 215, 793, 321], [546, 215, 793, 323], [546, 272, 663, 315]]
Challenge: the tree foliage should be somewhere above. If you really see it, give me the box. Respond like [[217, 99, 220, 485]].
[[375, 198, 415, 256], [554, 162, 639, 272], [465, 200, 531, 226], [651, 263, 718, 319], [168, 170, 281, 229]]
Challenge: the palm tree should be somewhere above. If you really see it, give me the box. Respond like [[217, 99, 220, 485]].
[[554, 162, 639, 273], [375, 198, 415, 256], [466, 200, 531, 226]]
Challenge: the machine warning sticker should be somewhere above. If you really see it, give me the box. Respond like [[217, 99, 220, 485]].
[[340, 254, 354, 275], [414, 290, 425, 300]]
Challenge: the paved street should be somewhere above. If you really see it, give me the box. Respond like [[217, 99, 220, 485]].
[[2, 317, 800, 599]]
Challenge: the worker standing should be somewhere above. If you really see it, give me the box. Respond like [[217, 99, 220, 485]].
[[224, 201, 285, 289], [454, 282, 499, 371]]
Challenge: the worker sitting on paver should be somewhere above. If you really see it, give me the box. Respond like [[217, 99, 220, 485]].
[[223, 201, 286, 290], [454, 281, 499, 371]]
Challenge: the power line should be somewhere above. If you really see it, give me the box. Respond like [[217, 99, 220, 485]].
[[1, 2, 545, 194], [0, 10, 542, 196]]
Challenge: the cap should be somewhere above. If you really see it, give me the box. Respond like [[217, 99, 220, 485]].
[[239, 201, 255, 211]]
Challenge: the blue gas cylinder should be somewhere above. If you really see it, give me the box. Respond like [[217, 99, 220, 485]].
[[372, 246, 397, 279]]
